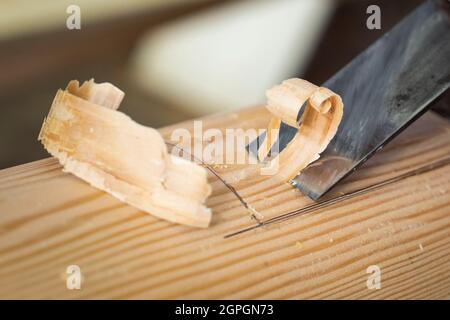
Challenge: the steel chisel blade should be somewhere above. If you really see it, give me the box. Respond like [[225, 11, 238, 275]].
[[289, 0, 450, 200]]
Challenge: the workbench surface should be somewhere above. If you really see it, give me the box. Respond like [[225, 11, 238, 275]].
[[0, 107, 449, 299]]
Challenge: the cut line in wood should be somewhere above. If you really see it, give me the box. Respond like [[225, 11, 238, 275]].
[[225, 156, 450, 238]]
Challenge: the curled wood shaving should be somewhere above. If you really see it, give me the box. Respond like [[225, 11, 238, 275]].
[[38, 80, 212, 228], [259, 78, 344, 182]]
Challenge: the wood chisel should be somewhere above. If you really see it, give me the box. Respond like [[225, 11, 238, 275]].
[[253, 0, 450, 200]]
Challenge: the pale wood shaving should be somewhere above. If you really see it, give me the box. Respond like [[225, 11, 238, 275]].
[[260, 78, 344, 182], [38, 80, 212, 228]]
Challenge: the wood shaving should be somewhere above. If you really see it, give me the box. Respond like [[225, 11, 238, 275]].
[[38, 80, 212, 228], [259, 78, 344, 182]]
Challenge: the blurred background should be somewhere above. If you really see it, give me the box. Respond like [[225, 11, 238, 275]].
[[0, 0, 426, 169]]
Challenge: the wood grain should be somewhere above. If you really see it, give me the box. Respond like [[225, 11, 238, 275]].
[[0, 106, 449, 299]]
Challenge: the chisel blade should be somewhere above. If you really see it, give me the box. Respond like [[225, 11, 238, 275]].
[[288, 0, 450, 200]]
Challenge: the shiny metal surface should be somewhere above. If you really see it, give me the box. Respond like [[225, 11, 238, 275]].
[[290, 0, 450, 200]]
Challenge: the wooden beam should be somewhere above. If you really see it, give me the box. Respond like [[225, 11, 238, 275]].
[[0, 107, 449, 299]]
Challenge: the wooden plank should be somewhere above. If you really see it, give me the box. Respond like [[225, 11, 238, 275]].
[[0, 107, 449, 299]]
